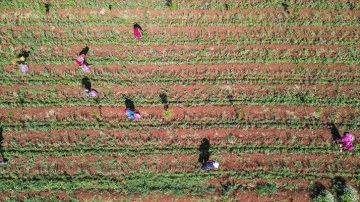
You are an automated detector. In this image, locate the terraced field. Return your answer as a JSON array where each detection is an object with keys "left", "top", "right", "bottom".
[{"left": 0, "top": 0, "right": 359, "bottom": 201}]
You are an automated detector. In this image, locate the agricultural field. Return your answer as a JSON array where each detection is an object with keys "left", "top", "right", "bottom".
[{"left": 0, "top": 0, "right": 360, "bottom": 201}]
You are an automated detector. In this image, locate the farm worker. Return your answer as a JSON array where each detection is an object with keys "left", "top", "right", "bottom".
[
  {"left": 0, "top": 159, "right": 8, "bottom": 165},
  {"left": 75, "top": 54, "right": 91, "bottom": 72},
  {"left": 337, "top": 132, "right": 355, "bottom": 152},
  {"left": 75, "top": 54, "right": 86, "bottom": 66},
  {"left": 201, "top": 160, "right": 219, "bottom": 171},
  {"left": 81, "top": 64, "right": 90, "bottom": 72},
  {"left": 125, "top": 108, "right": 141, "bottom": 120},
  {"left": 133, "top": 23, "right": 143, "bottom": 40},
  {"left": 85, "top": 89, "right": 98, "bottom": 97},
  {"left": 19, "top": 63, "right": 29, "bottom": 73},
  {"left": 11, "top": 56, "right": 29, "bottom": 73}
]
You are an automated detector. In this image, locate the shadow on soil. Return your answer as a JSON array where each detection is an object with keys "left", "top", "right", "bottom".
[
  {"left": 82, "top": 77, "right": 92, "bottom": 91},
  {"left": 0, "top": 126, "right": 8, "bottom": 163},
  {"left": 45, "top": 3, "right": 51, "bottom": 14},
  {"left": 133, "top": 23, "right": 143, "bottom": 31},
  {"left": 198, "top": 138, "right": 210, "bottom": 164},
  {"left": 281, "top": 3, "right": 290, "bottom": 14},
  {"left": 17, "top": 50, "right": 30, "bottom": 61},
  {"left": 310, "top": 182, "right": 327, "bottom": 199},
  {"left": 78, "top": 46, "right": 90, "bottom": 55},
  {"left": 125, "top": 98, "right": 135, "bottom": 111},
  {"left": 159, "top": 93, "right": 169, "bottom": 110},
  {"left": 165, "top": 0, "right": 172, "bottom": 7},
  {"left": 332, "top": 176, "right": 347, "bottom": 197},
  {"left": 324, "top": 122, "right": 341, "bottom": 142}
]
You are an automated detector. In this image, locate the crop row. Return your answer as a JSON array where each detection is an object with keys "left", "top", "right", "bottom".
[
  {"left": 1, "top": 8, "right": 359, "bottom": 27},
  {"left": 0, "top": 169, "right": 358, "bottom": 195},
  {"left": 0, "top": 190, "right": 219, "bottom": 202},
  {"left": 1, "top": 0, "right": 358, "bottom": 10},
  {"left": 2, "top": 154, "right": 359, "bottom": 180},
  {"left": 1, "top": 106, "right": 359, "bottom": 132},
  {"left": 4, "top": 119, "right": 358, "bottom": 135},
  {"left": 0, "top": 84, "right": 359, "bottom": 108},
  {"left": 5, "top": 128, "right": 358, "bottom": 149},
  {"left": 2, "top": 64, "right": 360, "bottom": 86},
  {"left": 1, "top": 105, "right": 358, "bottom": 123},
  {"left": 1, "top": 46, "right": 359, "bottom": 67},
  {"left": 1, "top": 25, "right": 359, "bottom": 46},
  {"left": 2, "top": 43, "right": 358, "bottom": 58},
  {"left": 3, "top": 83, "right": 358, "bottom": 99},
  {"left": 2, "top": 141, "right": 360, "bottom": 159}
]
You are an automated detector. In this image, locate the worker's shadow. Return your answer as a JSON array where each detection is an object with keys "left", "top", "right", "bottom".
[
  {"left": 79, "top": 46, "right": 89, "bottom": 55},
  {"left": 198, "top": 138, "right": 210, "bottom": 164},
  {"left": 17, "top": 50, "right": 30, "bottom": 59},
  {"left": 159, "top": 93, "right": 169, "bottom": 110},
  {"left": 166, "top": 0, "right": 172, "bottom": 6},
  {"left": 133, "top": 23, "right": 143, "bottom": 31},
  {"left": 125, "top": 98, "right": 135, "bottom": 111},
  {"left": 332, "top": 176, "right": 347, "bottom": 197},
  {"left": 324, "top": 122, "right": 341, "bottom": 142},
  {"left": 0, "top": 126, "right": 8, "bottom": 163},
  {"left": 310, "top": 182, "right": 326, "bottom": 200},
  {"left": 82, "top": 77, "right": 92, "bottom": 91}
]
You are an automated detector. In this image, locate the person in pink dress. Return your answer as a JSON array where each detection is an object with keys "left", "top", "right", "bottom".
[
  {"left": 75, "top": 46, "right": 91, "bottom": 72},
  {"left": 337, "top": 132, "right": 355, "bottom": 152},
  {"left": 323, "top": 121, "right": 355, "bottom": 152},
  {"left": 133, "top": 23, "right": 143, "bottom": 40}
]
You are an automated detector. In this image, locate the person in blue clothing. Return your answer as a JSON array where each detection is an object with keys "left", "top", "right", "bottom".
[
  {"left": 124, "top": 98, "right": 141, "bottom": 120},
  {"left": 125, "top": 108, "right": 141, "bottom": 120}
]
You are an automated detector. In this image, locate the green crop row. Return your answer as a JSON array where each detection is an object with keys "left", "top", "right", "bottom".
[
  {"left": 0, "top": 0, "right": 358, "bottom": 10},
  {"left": 2, "top": 63, "right": 359, "bottom": 81},
  {"left": 1, "top": 10, "right": 359, "bottom": 28},
  {"left": 1, "top": 47, "right": 359, "bottom": 67},
  {"left": 0, "top": 154, "right": 355, "bottom": 191},
  {"left": 2, "top": 118, "right": 359, "bottom": 132},
  {"left": 2, "top": 44, "right": 358, "bottom": 59},
  {"left": 2, "top": 67, "right": 360, "bottom": 86},
  {"left": 2, "top": 26, "right": 359, "bottom": 46},
  {"left": 1, "top": 91, "right": 359, "bottom": 108},
  {"left": 2, "top": 143, "right": 359, "bottom": 159},
  {"left": 3, "top": 128, "right": 352, "bottom": 149},
  {"left": 0, "top": 169, "right": 358, "bottom": 194}
]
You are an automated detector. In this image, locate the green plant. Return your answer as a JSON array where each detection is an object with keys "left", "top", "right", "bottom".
[
  {"left": 312, "top": 190, "right": 335, "bottom": 202},
  {"left": 163, "top": 109, "right": 172, "bottom": 119},
  {"left": 255, "top": 182, "right": 278, "bottom": 196},
  {"left": 339, "top": 185, "right": 359, "bottom": 202}
]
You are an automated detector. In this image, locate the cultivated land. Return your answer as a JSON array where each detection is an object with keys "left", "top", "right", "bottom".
[{"left": 0, "top": 0, "right": 359, "bottom": 201}]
